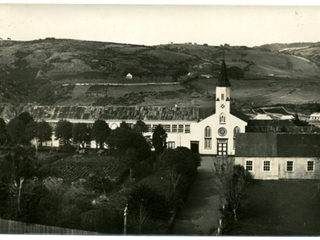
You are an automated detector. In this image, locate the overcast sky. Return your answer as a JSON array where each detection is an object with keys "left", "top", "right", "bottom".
[{"left": 0, "top": 3, "right": 319, "bottom": 47}]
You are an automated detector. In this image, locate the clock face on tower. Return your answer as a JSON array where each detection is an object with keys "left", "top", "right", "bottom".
[
  {"left": 220, "top": 104, "right": 225, "bottom": 109},
  {"left": 218, "top": 127, "right": 227, "bottom": 136}
]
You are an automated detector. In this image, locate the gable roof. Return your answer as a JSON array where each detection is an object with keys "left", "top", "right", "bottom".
[
  {"left": 236, "top": 133, "right": 320, "bottom": 157},
  {"left": 17, "top": 105, "right": 200, "bottom": 122},
  {"left": 216, "top": 60, "right": 231, "bottom": 87},
  {"left": 198, "top": 106, "right": 250, "bottom": 122}
]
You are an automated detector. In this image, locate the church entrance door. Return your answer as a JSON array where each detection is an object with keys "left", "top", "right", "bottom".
[{"left": 217, "top": 139, "right": 228, "bottom": 156}]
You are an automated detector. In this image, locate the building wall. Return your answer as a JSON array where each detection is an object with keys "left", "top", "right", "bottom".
[
  {"left": 37, "top": 113, "right": 247, "bottom": 155},
  {"left": 235, "top": 157, "right": 320, "bottom": 180}
]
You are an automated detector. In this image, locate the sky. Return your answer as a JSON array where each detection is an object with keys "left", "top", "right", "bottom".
[{"left": 0, "top": 3, "right": 320, "bottom": 47}]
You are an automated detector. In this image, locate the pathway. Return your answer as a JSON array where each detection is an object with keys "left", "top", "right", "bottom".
[{"left": 171, "top": 156, "right": 222, "bottom": 235}]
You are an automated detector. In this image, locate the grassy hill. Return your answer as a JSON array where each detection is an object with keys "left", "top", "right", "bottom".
[{"left": 0, "top": 38, "right": 320, "bottom": 109}]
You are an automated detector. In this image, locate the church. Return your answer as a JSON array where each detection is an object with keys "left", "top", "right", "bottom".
[{"left": 160, "top": 60, "right": 249, "bottom": 155}]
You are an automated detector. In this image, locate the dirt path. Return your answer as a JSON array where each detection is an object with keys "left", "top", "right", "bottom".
[{"left": 171, "top": 156, "right": 222, "bottom": 235}]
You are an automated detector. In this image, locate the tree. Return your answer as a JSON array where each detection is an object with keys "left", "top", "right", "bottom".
[
  {"left": 91, "top": 120, "right": 111, "bottom": 149},
  {"left": 55, "top": 120, "right": 73, "bottom": 145},
  {"left": 37, "top": 121, "right": 52, "bottom": 146},
  {"left": 125, "top": 185, "right": 170, "bottom": 234},
  {"left": 106, "top": 128, "right": 151, "bottom": 160},
  {"left": 213, "top": 156, "right": 252, "bottom": 221},
  {"left": 152, "top": 125, "right": 167, "bottom": 155},
  {"left": 292, "top": 112, "right": 310, "bottom": 126},
  {"left": 17, "top": 112, "right": 34, "bottom": 126},
  {"left": 25, "top": 121, "right": 38, "bottom": 144},
  {"left": 228, "top": 66, "right": 244, "bottom": 79},
  {"left": 133, "top": 119, "right": 148, "bottom": 134},
  {"left": 120, "top": 121, "right": 131, "bottom": 131},
  {"left": 0, "top": 118, "right": 7, "bottom": 144},
  {"left": 159, "top": 147, "right": 198, "bottom": 180},
  {"left": 122, "top": 148, "right": 138, "bottom": 178},
  {"left": 0, "top": 147, "right": 37, "bottom": 214},
  {"left": 72, "top": 123, "right": 90, "bottom": 149},
  {"left": 7, "top": 118, "right": 25, "bottom": 145}
]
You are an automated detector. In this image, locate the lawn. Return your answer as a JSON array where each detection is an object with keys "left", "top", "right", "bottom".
[{"left": 227, "top": 180, "right": 320, "bottom": 236}]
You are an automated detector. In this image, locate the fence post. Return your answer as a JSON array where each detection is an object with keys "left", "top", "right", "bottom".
[{"left": 124, "top": 203, "right": 128, "bottom": 235}]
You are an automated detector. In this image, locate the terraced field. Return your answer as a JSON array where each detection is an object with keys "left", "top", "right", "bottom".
[{"left": 37, "top": 154, "right": 128, "bottom": 183}]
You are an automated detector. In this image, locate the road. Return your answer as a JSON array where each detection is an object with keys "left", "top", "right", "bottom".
[{"left": 170, "top": 156, "right": 222, "bottom": 235}]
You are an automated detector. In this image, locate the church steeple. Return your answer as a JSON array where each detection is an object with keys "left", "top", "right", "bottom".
[
  {"left": 216, "top": 59, "right": 231, "bottom": 87},
  {"left": 215, "top": 60, "right": 231, "bottom": 115}
]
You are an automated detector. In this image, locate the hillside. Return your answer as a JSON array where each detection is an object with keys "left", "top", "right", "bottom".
[{"left": 0, "top": 38, "right": 320, "bottom": 108}]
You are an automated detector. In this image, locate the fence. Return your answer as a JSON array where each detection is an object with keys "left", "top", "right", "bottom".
[{"left": 0, "top": 218, "right": 98, "bottom": 234}]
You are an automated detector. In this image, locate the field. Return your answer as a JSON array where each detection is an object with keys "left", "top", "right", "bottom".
[
  {"left": 186, "top": 77, "right": 320, "bottom": 110},
  {"left": 227, "top": 180, "right": 320, "bottom": 236},
  {"left": 37, "top": 153, "right": 128, "bottom": 183}
]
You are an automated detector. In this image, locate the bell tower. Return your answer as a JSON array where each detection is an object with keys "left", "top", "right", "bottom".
[{"left": 215, "top": 59, "right": 231, "bottom": 116}]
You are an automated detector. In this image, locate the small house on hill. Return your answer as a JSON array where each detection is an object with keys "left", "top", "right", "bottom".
[
  {"left": 310, "top": 112, "right": 320, "bottom": 121},
  {"left": 253, "top": 114, "right": 272, "bottom": 120},
  {"left": 126, "top": 73, "right": 133, "bottom": 79}
]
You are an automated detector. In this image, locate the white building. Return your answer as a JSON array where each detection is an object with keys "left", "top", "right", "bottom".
[
  {"left": 126, "top": 73, "right": 133, "bottom": 79},
  {"left": 310, "top": 112, "right": 320, "bottom": 121},
  {"left": 253, "top": 114, "right": 272, "bottom": 120}
]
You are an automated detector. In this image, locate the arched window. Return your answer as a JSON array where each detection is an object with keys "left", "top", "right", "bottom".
[
  {"left": 233, "top": 126, "right": 240, "bottom": 149},
  {"left": 204, "top": 126, "right": 212, "bottom": 149},
  {"left": 205, "top": 126, "right": 211, "bottom": 138},
  {"left": 219, "top": 113, "right": 226, "bottom": 124}
]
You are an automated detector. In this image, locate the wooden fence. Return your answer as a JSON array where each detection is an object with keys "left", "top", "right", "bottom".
[{"left": 0, "top": 218, "right": 98, "bottom": 234}]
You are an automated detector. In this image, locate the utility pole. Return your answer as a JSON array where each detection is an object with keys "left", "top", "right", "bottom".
[{"left": 124, "top": 203, "right": 128, "bottom": 235}]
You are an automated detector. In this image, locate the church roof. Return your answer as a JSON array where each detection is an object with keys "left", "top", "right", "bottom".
[
  {"left": 199, "top": 106, "right": 250, "bottom": 122},
  {"left": 216, "top": 60, "right": 231, "bottom": 87}
]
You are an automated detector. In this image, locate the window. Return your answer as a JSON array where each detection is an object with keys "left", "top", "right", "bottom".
[
  {"left": 178, "top": 125, "right": 184, "bottom": 133},
  {"left": 146, "top": 124, "right": 151, "bottom": 132},
  {"left": 185, "top": 125, "right": 190, "bottom": 133},
  {"left": 286, "top": 161, "right": 294, "bottom": 172},
  {"left": 307, "top": 161, "right": 314, "bottom": 172},
  {"left": 172, "top": 125, "right": 177, "bottom": 133},
  {"left": 263, "top": 161, "right": 271, "bottom": 172},
  {"left": 205, "top": 139, "right": 212, "bottom": 149},
  {"left": 233, "top": 126, "right": 240, "bottom": 149},
  {"left": 219, "top": 113, "right": 226, "bottom": 124},
  {"left": 168, "top": 141, "right": 175, "bottom": 149},
  {"left": 205, "top": 126, "right": 211, "bottom": 138},
  {"left": 221, "top": 93, "right": 224, "bottom": 101},
  {"left": 246, "top": 160, "right": 253, "bottom": 172},
  {"left": 204, "top": 126, "right": 212, "bottom": 149},
  {"left": 164, "top": 125, "right": 171, "bottom": 133}
]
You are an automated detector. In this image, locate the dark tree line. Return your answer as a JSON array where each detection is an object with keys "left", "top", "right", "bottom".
[{"left": 1, "top": 112, "right": 52, "bottom": 147}]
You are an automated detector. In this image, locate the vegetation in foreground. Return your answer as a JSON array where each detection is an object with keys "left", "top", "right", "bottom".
[{"left": 0, "top": 116, "right": 201, "bottom": 234}]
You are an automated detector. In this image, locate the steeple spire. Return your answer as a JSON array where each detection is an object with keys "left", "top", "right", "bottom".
[{"left": 216, "top": 59, "right": 231, "bottom": 87}]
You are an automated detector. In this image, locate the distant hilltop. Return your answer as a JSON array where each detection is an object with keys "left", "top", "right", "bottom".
[{"left": 0, "top": 38, "right": 319, "bottom": 106}]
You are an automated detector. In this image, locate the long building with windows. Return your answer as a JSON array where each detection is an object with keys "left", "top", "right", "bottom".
[{"left": 235, "top": 133, "right": 320, "bottom": 179}]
